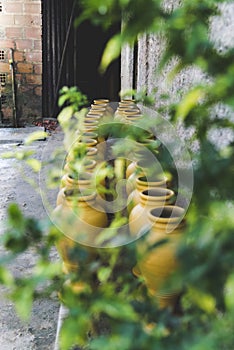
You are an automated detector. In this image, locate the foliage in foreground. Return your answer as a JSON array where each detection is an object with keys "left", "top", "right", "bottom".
[{"left": 1, "top": 0, "right": 234, "bottom": 349}]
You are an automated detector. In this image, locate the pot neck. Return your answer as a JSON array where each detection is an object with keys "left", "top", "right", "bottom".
[
  {"left": 139, "top": 188, "right": 174, "bottom": 207},
  {"left": 136, "top": 176, "right": 167, "bottom": 191},
  {"left": 148, "top": 205, "right": 185, "bottom": 231},
  {"left": 64, "top": 190, "right": 96, "bottom": 207}
]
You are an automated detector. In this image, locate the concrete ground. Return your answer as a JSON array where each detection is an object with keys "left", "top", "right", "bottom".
[{"left": 0, "top": 126, "right": 65, "bottom": 350}]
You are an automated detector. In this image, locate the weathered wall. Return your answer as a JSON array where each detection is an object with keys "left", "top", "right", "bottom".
[
  {"left": 121, "top": 2, "right": 234, "bottom": 111},
  {"left": 0, "top": 0, "right": 42, "bottom": 126},
  {"left": 121, "top": 0, "right": 202, "bottom": 110},
  {"left": 121, "top": 1, "right": 234, "bottom": 150}
]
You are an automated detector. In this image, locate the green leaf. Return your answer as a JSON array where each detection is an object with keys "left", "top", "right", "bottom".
[
  {"left": 34, "top": 261, "right": 62, "bottom": 279},
  {"left": 97, "top": 266, "right": 112, "bottom": 283},
  {"left": 0, "top": 267, "right": 14, "bottom": 286},
  {"left": 7, "top": 203, "right": 24, "bottom": 224},
  {"left": 26, "top": 158, "right": 41, "bottom": 172},
  {"left": 24, "top": 131, "right": 47, "bottom": 145},
  {"left": 225, "top": 273, "right": 234, "bottom": 311},
  {"left": 100, "top": 34, "right": 122, "bottom": 73},
  {"left": 12, "top": 285, "right": 34, "bottom": 321},
  {"left": 176, "top": 87, "right": 205, "bottom": 120},
  {"left": 187, "top": 287, "right": 216, "bottom": 314},
  {"left": 92, "top": 299, "right": 137, "bottom": 321},
  {"left": 91, "top": 334, "right": 132, "bottom": 350},
  {"left": 57, "top": 105, "right": 74, "bottom": 128}
]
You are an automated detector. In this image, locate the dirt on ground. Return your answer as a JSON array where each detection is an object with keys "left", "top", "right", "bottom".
[{"left": 0, "top": 126, "right": 65, "bottom": 350}]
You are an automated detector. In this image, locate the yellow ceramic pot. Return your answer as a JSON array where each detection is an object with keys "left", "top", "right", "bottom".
[
  {"left": 93, "top": 99, "right": 114, "bottom": 115},
  {"left": 137, "top": 205, "right": 186, "bottom": 309},
  {"left": 122, "top": 108, "right": 141, "bottom": 116},
  {"left": 129, "top": 188, "right": 175, "bottom": 238},
  {"left": 53, "top": 190, "right": 108, "bottom": 272},
  {"left": 93, "top": 99, "right": 109, "bottom": 104},
  {"left": 85, "top": 113, "right": 102, "bottom": 122},
  {"left": 57, "top": 172, "right": 93, "bottom": 206},
  {"left": 64, "top": 158, "right": 97, "bottom": 175},
  {"left": 119, "top": 99, "right": 136, "bottom": 107},
  {"left": 84, "top": 119, "right": 99, "bottom": 129},
  {"left": 124, "top": 114, "right": 143, "bottom": 124},
  {"left": 127, "top": 175, "right": 167, "bottom": 212}
]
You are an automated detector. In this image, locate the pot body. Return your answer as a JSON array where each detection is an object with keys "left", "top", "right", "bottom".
[
  {"left": 57, "top": 173, "right": 94, "bottom": 206},
  {"left": 137, "top": 205, "right": 185, "bottom": 309},
  {"left": 53, "top": 191, "right": 108, "bottom": 273}
]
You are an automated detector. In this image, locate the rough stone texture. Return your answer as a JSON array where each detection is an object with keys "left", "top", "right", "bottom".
[
  {"left": 0, "top": 0, "right": 42, "bottom": 126},
  {"left": 137, "top": 34, "right": 148, "bottom": 93},
  {"left": 209, "top": 2, "right": 234, "bottom": 53},
  {"left": 121, "top": 0, "right": 234, "bottom": 150},
  {"left": 121, "top": 43, "right": 134, "bottom": 94}
]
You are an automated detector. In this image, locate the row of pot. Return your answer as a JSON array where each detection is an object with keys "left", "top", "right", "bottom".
[{"left": 53, "top": 98, "right": 186, "bottom": 310}]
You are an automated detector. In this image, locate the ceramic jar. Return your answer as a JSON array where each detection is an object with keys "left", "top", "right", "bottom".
[
  {"left": 127, "top": 174, "right": 167, "bottom": 212},
  {"left": 57, "top": 172, "right": 94, "bottom": 206},
  {"left": 119, "top": 99, "right": 136, "bottom": 107},
  {"left": 89, "top": 107, "right": 106, "bottom": 115},
  {"left": 85, "top": 113, "right": 102, "bottom": 121},
  {"left": 93, "top": 99, "right": 109, "bottom": 104},
  {"left": 126, "top": 159, "right": 152, "bottom": 194},
  {"left": 79, "top": 138, "right": 98, "bottom": 148},
  {"left": 81, "top": 131, "right": 98, "bottom": 141},
  {"left": 93, "top": 99, "right": 114, "bottom": 115},
  {"left": 114, "top": 107, "right": 127, "bottom": 122},
  {"left": 63, "top": 158, "right": 97, "bottom": 175},
  {"left": 137, "top": 205, "right": 186, "bottom": 309},
  {"left": 122, "top": 109, "right": 141, "bottom": 117},
  {"left": 84, "top": 119, "right": 99, "bottom": 130},
  {"left": 129, "top": 188, "right": 175, "bottom": 238},
  {"left": 53, "top": 190, "right": 108, "bottom": 273},
  {"left": 124, "top": 114, "right": 143, "bottom": 124},
  {"left": 86, "top": 147, "right": 98, "bottom": 158}
]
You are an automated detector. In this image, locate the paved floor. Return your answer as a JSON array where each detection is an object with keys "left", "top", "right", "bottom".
[{"left": 0, "top": 126, "right": 64, "bottom": 350}]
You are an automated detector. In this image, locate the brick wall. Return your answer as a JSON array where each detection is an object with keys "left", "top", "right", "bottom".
[{"left": 0, "top": 0, "right": 42, "bottom": 126}]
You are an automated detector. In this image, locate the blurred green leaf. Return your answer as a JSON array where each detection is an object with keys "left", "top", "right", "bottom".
[
  {"left": 24, "top": 131, "right": 47, "bottom": 145},
  {"left": 97, "top": 266, "right": 112, "bottom": 283},
  {"left": 176, "top": 87, "right": 205, "bottom": 120},
  {"left": 12, "top": 284, "right": 34, "bottom": 321},
  {"left": 100, "top": 34, "right": 122, "bottom": 72},
  {"left": 0, "top": 267, "right": 14, "bottom": 286},
  {"left": 224, "top": 273, "right": 234, "bottom": 311},
  {"left": 92, "top": 299, "right": 137, "bottom": 321},
  {"left": 57, "top": 105, "right": 74, "bottom": 128},
  {"left": 26, "top": 158, "right": 41, "bottom": 172}
]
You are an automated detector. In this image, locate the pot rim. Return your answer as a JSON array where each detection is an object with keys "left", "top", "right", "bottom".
[
  {"left": 136, "top": 175, "right": 167, "bottom": 187},
  {"left": 84, "top": 119, "right": 99, "bottom": 125},
  {"left": 90, "top": 105, "right": 106, "bottom": 110},
  {"left": 86, "top": 113, "right": 102, "bottom": 118},
  {"left": 82, "top": 131, "right": 98, "bottom": 138},
  {"left": 140, "top": 188, "right": 174, "bottom": 201},
  {"left": 148, "top": 205, "right": 185, "bottom": 223},
  {"left": 79, "top": 138, "right": 98, "bottom": 146},
  {"left": 68, "top": 172, "right": 92, "bottom": 182},
  {"left": 64, "top": 188, "right": 96, "bottom": 202},
  {"left": 86, "top": 146, "right": 98, "bottom": 156},
  {"left": 93, "top": 98, "right": 109, "bottom": 104}
]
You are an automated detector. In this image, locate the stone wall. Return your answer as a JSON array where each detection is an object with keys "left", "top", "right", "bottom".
[
  {"left": 0, "top": 0, "right": 42, "bottom": 126},
  {"left": 121, "top": 1, "right": 234, "bottom": 114},
  {"left": 120, "top": 1, "right": 234, "bottom": 150}
]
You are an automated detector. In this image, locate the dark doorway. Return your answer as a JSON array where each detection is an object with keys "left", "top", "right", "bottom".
[
  {"left": 76, "top": 20, "right": 120, "bottom": 103},
  {"left": 42, "top": 0, "right": 120, "bottom": 118}
]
